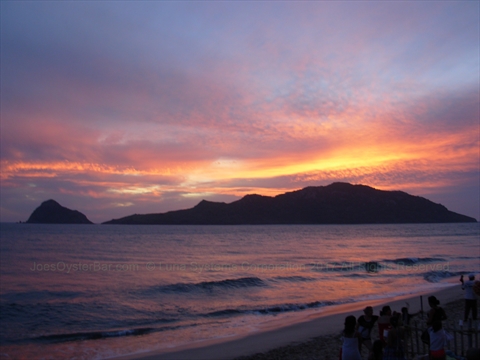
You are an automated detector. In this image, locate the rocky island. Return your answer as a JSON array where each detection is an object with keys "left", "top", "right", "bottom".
[
  {"left": 26, "top": 199, "right": 93, "bottom": 224},
  {"left": 103, "top": 183, "right": 477, "bottom": 225}
]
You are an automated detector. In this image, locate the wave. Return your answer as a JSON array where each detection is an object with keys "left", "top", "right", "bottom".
[
  {"left": 21, "top": 299, "right": 338, "bottom": 344},
  {"left": 309, "top": 261, "right": 387, "bottom": 273},
  {"left": 255, "top": 300, "right": 338, "bottom": 314},
  {"left": 308, "top": 257, "right": 451, "bottom": 276},
  {"left": 33, "top": 327, "right": 158, "bottom": 343},
  {"left": 309, "top": 262, "right": 368, "bottom": 272},
  {"left": 28, "top": 321, "right": 192, "bottom": 345},
  {"left": 385, "top": 257, "right": 446, "bottom": 265},
  {"left": 456, "top": 256, "right": 479, "bottom": 260},
  {"left": 152, "top": 277, "right": 266, "bottom": 294},
  {"left": 271, "top": 276, "right": 316, "bottom": 282},
  {"left": 207, "top": 300, "right": 338, "bottom": 317},
  {"left": 345, "top": 273, "right": 370, "bottom": 278},
  {"left": 423, "top": 270, "right": 461, "bottom": 283},
  {"left": 206, "top": 309, "right": 244, "bottom": 317}
]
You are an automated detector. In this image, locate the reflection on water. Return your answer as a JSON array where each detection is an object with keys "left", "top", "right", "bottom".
[{"left": 0, "top": 223, "right": 478, "bottom": 359}]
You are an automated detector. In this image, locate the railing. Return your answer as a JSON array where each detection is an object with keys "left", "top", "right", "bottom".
[{"left": 403, "top": 319, "right": 479, "bottom": 359}]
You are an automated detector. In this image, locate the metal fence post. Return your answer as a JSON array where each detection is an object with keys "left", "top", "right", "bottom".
[
  {"left": 453, "top": 322, "right": 458, "bottom": 355},
  {"left": 468, "top": 319, "right": 473, "bottom": 349}
]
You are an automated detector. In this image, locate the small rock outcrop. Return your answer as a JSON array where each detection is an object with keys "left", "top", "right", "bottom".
[{"left": 26, "top": 200, "right": 93, "bottom": 224}]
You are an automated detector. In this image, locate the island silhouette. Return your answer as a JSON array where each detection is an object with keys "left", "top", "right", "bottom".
[
  {"left": 26, "top": 183, "right": 477, "bottom": 225},
  {"left": 26, "top": 199, "right": 93, "bottom": 224},
  {"left": 102, "top": 183, "right": 476, "bottom": 225}
]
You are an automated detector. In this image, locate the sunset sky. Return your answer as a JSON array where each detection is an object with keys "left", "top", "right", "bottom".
[{"left": 1, "top": 1, "right": 479, "bottom": 223}]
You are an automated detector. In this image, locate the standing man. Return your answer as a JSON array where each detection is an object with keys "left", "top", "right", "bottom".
[{"left": 460, "top": 274, "right": 478, "bottom": 321}]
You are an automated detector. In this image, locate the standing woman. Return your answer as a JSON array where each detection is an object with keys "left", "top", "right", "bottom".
[
  {"left": 342, "top": 315, "right": 362, "bottom": 360},
  {"left": 426, "top": 296, "right": 447, "bottom": 327}
]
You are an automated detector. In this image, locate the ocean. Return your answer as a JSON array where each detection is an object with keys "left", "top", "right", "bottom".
[{"left": 0, "top": 223, "right": 478, "bottom": 359}]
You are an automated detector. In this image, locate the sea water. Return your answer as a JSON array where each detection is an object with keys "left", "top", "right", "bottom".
[{"left": 0, "top": 223, "right": 478, "bottom": 359}]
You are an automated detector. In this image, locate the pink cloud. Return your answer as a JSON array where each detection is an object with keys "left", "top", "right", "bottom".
[{"left": 1, "top": 1, "right": 478, "bottom": 222}]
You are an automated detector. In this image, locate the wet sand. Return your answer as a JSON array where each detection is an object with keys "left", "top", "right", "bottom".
[{"left": 113, "top": 285, "right": 466, "bottom": 360}]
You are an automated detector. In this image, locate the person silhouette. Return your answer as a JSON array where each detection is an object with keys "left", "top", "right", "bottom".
[
  {"left": 378, "top": 305, "right": 392, "bottom": 343},
  {"left": 426, "top": 296, "right": 447, "bottom": 327},
  {"left": 341, "top": 315, "right": 362, "bottom": 360},
  {"left": 383, "top": 314, "right": 405, "bottom": 360},
  {"left": 427, "top": 320, "right": 447, "bottom": 360},
  {"left": 358, "top": 306, "right": 379, "bottom": 354},
  {"left": 460, "top": 274, "right": 478, "bottom": 321}
]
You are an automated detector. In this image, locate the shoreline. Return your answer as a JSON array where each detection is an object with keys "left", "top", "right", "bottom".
[{"left": 112, "top": 284, "right": 466, "bottom": 360}]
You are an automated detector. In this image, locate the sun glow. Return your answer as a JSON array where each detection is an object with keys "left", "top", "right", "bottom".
[{"left": 1, "top": 1, "right": 478, "bottom": 222}]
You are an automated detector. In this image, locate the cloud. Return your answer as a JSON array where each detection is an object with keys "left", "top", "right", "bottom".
[{"left": 1, "top": 1, "right": 478, "bottom": 222}]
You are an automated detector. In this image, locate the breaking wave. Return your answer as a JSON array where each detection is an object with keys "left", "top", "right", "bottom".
[
  {"left": 423, "top": 270, "right": 461, "bottom": 283},
  {"left": 151, "top": 277, "right": 266, "bottom": 293},
  {"left": 207, "top": 300, "right": 338, "bottom": 317},
  {"left": 385, "top": 257, "right": 447, "bottom": 265}
]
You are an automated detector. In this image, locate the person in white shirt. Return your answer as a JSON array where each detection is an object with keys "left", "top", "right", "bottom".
[
  {"left": 460, "top": 274, "right": 478, "bottom": 321},
  {"left": 341, "top": 315, "right": 362, "bottom": 360}
]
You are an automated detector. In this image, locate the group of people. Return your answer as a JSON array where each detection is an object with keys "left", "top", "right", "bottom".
[
  {"left": 340, "top": 302, "right": 424, "bottom": 360},
  {"left": 340, "top": 274, "right": 479, "bottom": 360}
]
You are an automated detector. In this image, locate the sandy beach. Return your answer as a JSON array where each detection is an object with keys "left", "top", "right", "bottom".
[{"left": 113, "top": 284, "right": 471, "bottom": 360}]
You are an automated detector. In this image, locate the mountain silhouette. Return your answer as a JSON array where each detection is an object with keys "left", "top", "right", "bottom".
[
  {"left": 26, "top": 199, "right": 93, "bottom": 224},
  {"left": 103, "top": 183, "right": 477, "bottom": 225}
]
